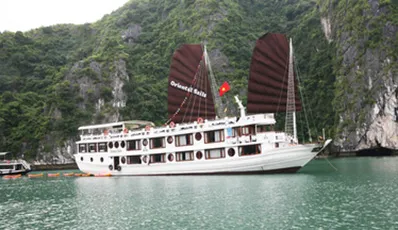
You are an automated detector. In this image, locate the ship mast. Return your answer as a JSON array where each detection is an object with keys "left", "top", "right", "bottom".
[
  {"left": 204, "top": 46, "right": 225, "bottom": 118},
  {"left": 285, "top": 38, "right": 298, "bottom": 143}
]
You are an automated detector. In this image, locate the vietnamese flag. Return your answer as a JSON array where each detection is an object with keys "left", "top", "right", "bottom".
[{"left": 219, "top": 81, "right": 230, "bottom": 96}]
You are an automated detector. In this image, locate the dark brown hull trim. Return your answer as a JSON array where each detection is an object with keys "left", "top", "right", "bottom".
[{"left": 115, "top": 166, "right": 302, "bottom": 176}]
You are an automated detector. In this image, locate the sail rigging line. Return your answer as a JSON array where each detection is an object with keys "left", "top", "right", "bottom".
[
  {"left": 196, "top": 61, "right": 204, "bottom": 120},
  {"left": 294, "top": 54, "right": 315, "bottom": 142},
  {"left": 205, "top": 47, "right": 225, "bottom": 118},
  {"left": 165, "top": 53, "right": 205, "bottom": 125},
  {"left": 182, "top": 58, "right": 203, "bottom": 123},
  {"left": 285, "top": 39, "right": 298, "bottom": 142},
  {"left": 184, "top": 59, "right": 204, "bottom": 123},
  {"left": 275, "top": 50, "right": 290, "bottom": 114}
]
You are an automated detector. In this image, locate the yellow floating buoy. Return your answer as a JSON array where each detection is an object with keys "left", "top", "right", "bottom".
[
  {"left": 94, "top": 173, "right": 112, "bottom": 177},
  {"left": 47, "top": 173, "right": 60, "bottom": 177},
  {"left": 28, "top": 173, "right": 44, "bottom": 178},
  {"left": 3, "top": 174, "right": 22, "bottom": 179},
  {"left": 63, "top": 173, "right": 74, "bottom": 177}
]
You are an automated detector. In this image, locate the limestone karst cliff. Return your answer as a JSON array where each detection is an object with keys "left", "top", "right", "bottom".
[{"left": 0, "top": 0, "right": 397, "bottom": 162}]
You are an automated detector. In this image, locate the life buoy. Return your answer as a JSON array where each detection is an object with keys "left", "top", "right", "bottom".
[
  {"left": 145, "top": 125, "right": 151, "bottom": 131},
  {"left": 116, "top": 165, "right": 122, "bottom": 171},
  {"left": 169, "top": 121, "right": 175, "bottom": 128},
  {"left": 197, "top": 117, "right": 204, "bottom": 124},
  {"left": 141, "top": 155, "right": 150, "bottom": 165},
  {"left": 104, "top": 130, "right": 109, "bottom": 136},
  {"left": 123, "top": 128, "right": 128, "bottom": 134},
  {"left": 108, "top": 165, "right": 113, "bottom": 171}
]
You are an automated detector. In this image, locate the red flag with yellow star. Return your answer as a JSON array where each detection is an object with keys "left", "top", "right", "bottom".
[{"left": 219, "top": 81, "right": 230, "bottom": 96}]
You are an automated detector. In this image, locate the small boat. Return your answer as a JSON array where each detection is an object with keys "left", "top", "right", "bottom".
[
  {"left": 63, "top": 173, "right": 74, "bottom": 177},
  {"left": 0, "top": 152, "right": 31, "bottom": 176},
  {"left": 74, "top": 173, "right": 82, "bottom": 177},
  {"left": 47, "top": 173, "right": 60, "bottom": 177},
  {"left": 28, "top": 173, "right": 44, "bottom": 178},
  {"left": 3, "top": 174, "right": 22, "bottom": 179}
]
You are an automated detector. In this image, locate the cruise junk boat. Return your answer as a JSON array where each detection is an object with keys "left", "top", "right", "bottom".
[{"left": 74, "top": 33, "right": 331, "bottom": 176}]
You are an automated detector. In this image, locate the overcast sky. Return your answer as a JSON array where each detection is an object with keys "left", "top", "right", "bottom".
[{"left": 0, "top": 0, "right": 130, "bottom": 32}]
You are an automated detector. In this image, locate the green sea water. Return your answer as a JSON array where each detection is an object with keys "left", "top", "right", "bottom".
[{"left": 1, "top": 157, "right": 398, "bottom": 230}]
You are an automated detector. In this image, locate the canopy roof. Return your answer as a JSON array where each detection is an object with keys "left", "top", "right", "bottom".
[{"left": 78, "top": 120, "right": 155, "bottom": 130}]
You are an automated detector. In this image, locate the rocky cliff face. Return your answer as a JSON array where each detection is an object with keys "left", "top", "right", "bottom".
[{"left": 322, "top": 0, "right": 398, "bottom": 152}]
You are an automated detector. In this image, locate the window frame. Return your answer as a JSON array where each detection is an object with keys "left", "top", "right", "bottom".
[{"left": 204, "top": 129, "right": 225, "bottom": 144}]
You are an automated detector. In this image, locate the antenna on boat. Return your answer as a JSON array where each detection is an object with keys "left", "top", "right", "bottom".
[
  {"left": 204, "top": 45, "right": 226, "bottom": 118},
  {"left": 285, "top": 38, "right": 298, "bottom": 143},
  {"left": 234, "top": 95, "right": 246, "bottom": 117}
]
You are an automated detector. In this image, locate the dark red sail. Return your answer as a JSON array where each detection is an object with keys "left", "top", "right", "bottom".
[
  {"left": 167, "top": 44, "right": 216, "bottom": 123},
  {"left": 247, "top": 33, "right": 302, "bottom": 114}
]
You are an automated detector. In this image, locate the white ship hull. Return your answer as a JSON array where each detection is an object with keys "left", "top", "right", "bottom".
[{"left": 75, "top": 143, "right": 319, "bottom": 175}]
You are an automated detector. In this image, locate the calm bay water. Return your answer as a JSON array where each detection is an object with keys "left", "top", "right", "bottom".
[{"left": 1, "top": 157, "right": 398, "bottom": 230}]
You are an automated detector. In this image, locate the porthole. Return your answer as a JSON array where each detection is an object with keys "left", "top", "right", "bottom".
[
  {"left": 168, "top": 153, "right": 174, "bottom": 162},
  {"left": 195, "top": 133, "right": 202, "bottom": 141},
  {"left": 115, "top": 141, "right": 119, "bottom": 148},
  {"left": 121, "top": 141, "right": 125, "bottom": 148},
  {"left": 100, "top": 157, "right": 104, "bottom": 163},
  {"left": 167, "top": 136, "right": 173, "bottom": 144},
  {"left": 228, "top": 148, "right": 235, "bottom": 157},
  {"left": 121, "top": 157, "right": 126, "bottom": 164},
  {"left": 143, "top": 139, "right": 148, "bottom": 146},
  {"left": 90, "top": 157, "right": 93, "bottom": 162},
  {"left": 80, "top": 157, "right": 83, "bottom": 161},
  {"left": 108, "top": 142, "right": 113, "bottom": 149},
  {"left": 196, "top": 151, "right": 203, "bottom": 160}
]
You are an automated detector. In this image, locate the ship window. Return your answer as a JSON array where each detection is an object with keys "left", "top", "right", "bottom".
[
  {"left": 15, "top": 164, "right": 22, "bottom": 170},
  {"left": 241, "top": 125, "right": 255, "bottom": 135},
  {"left": 88, "top": 143, "right": 97, "bottom": 153},
  {"left": 204, "top": 130, "right": 224, "bottom": 143},
  {"left": 0, "top": 165, "right": 13, "bottom": 169},
  {"left": 205, "top": 148, "right": 225, "bottom": 159},
  {"left": 239, "top": 144, "right": 261, "bottom": 156},
  {"left": 150, "top": 154, "right": 166, "bottom": 163},
  {"left": 127, "top": 140, "right": 141, "bottom": 151},
  {"left": 98, "top": 142, "right": 107, "bottom": 152},
  {"left": 150, "top": 137, "right": 165, "bottom": 149},
  {"left": 79, "top": 144, "right": 87, "bottom": 153},
  {"left": 228, "top": 148, "right": 235, "bottom": 157},
  {"left": 127, "top": 155, "right": 141, "bottom": 164},
  {"left": 195, "top": 132, "right": 202, "bottom": 141},
  {"left": 175, "top": 134, "right": 193, "bottom": 147},
  {"left": 176, "top": 151, "right": 194, "bottom": 161}
]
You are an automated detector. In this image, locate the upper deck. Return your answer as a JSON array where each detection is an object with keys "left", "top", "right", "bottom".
[{"left": 77, "top": 114, "right": 276, "bottom": 143}]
